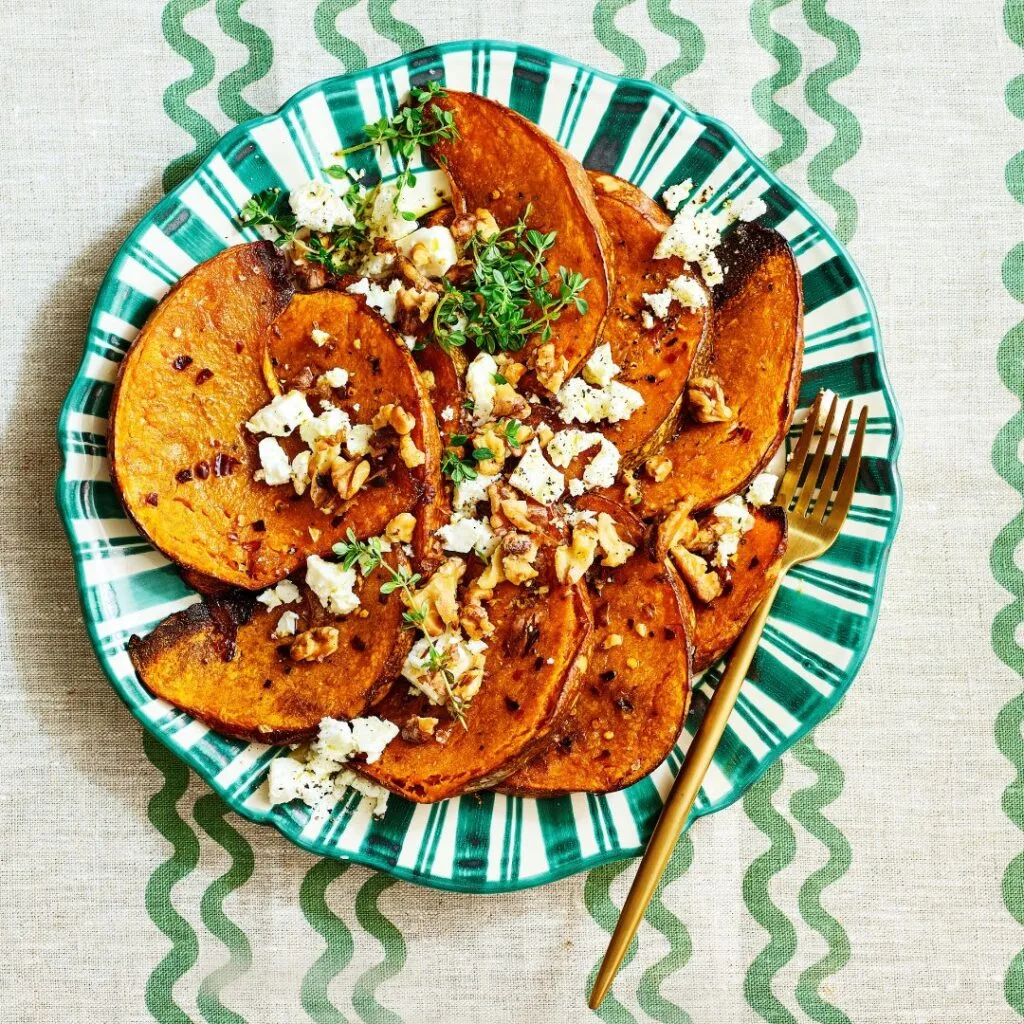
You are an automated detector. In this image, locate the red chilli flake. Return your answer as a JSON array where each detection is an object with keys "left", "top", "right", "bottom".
[
  {"left": 194, "top": 460, "right": 211, "bottom": 480},
  {"left": 213, "top": 453, "right": 239, "bottom": 477},
  {"left": 145, "top": 492, "right": 159, "bottom": 506},
  {"left": 195, "top": 368, "right": 214, "bottom": 385},
  {"left": 175, "top": 468, "right": 193, "bottom": 483},
  {"left": 172, "top": 355, "right": 193, "bottom": 371}
]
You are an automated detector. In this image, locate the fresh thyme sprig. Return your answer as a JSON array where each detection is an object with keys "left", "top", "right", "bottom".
[
  {"left": 239, "top": 187, "right": 299, "bottom": 245},
  {"left": 332, "top": 530, "right": 424, "bottom": 630},
  {"left": 500, "top": 419, "right": 522, "bottom": 448},
  {"left": 432, "top": 208, "right": 590, "bottom": 353},
  {"left": 441, "top": 435, "right": 495, "bottom": 485},
  {"left": 339, "top": 81, "right": 458, "bottom": 216}
]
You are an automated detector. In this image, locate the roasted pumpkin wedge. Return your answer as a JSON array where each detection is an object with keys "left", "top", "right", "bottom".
[
  {"left": 430, "top": 89, "right": 612, "bottom": 386},
  {"left": 358, "top": 547, "right": 594, "bottom": 802},
  {"left": 693, "top": 504, "right": 787, "bottom": 671},
  {"left": 265, "top": 290, "right": 447, "bottom": 573},
  {"left": 587, "top": 171, "right": 709, "bottom": 466},
  {"left": 499, "top": 496, "right": 692, "bottom": 797},
  {"left": 128, "top": 551, "right": 412, "bottom": 745},
  {"left": 638, "top": 224, "right": 803, "bottom": 516}
]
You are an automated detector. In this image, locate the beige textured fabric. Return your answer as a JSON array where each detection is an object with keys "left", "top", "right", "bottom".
[{"left": 0, "top": 1, "right": 1020, "bottom": 1021}]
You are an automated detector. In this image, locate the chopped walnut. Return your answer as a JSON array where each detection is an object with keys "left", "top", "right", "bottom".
[
  {"left": 419, "top": 369, "right": 436, "bottom": 390},
  {"left": 405, "top": 557, "right": 466, "bottom": 636},
  {"left": 395, "top": 286, "right": 439, "bottom": 333},
  {"left": 460, "top": 598, "right": 494, "bottom": 640},
  {"left": 499, "top": 498, "right": 538, "bottom": 533},
  {"left": 492, "top": 382, "right": 530, "bottom": 420},
  {"left": 290, "top": 626, "right": 340, "bottom": 662},
  {"left": 495, "top": 357, "right": 527, "bottom": 386},
  {"left": 537, "top": 422, "right": 555, "bottom": 448},
  {"left": 331, "top": 456, "right": 371, "bottom": 500},
  {"left": 670, "top": 546, "right": 723, "bottom": 603},
  {"left": 555, "top": 523, "right": 599, "bottom": 584},
  {"left": 384, "top": 512, "right": 416, "bottom": 544},
  {"left": 372, "top": 403, "right": 416, "bottom": 436},
  {"left": 473, "top": 546, "right": 506, "bottom": 594},
  {"left": 401, "top": 716, "right": 438, "bottom": 744},
  {"left": 474, "top": 423, "right": 508, "bottom": 475},
  {"left": 596, "top": 512, "right": 636, "bottom": 567},
  {"left": 308, "top": 439, "right": 348, "bottom": 513},
  {"left": 474, "top": 207, "right": 500, "bottom": 240},
  {"left": 500, "top": 532, "right": 539, "bottom": 584},
  {"left": 534, "top": 342, "right": 569, "bottom": 394},
  {"left": 634, "top": 622, "right": 649, "bottom": 638},
  {"left": 688, "top": 376, "right": 733, "bottom": 424},
  {"left": 645, "top": 455, "right": 673, "bottom": 482},
  {"left": 602, "top": 633, "right": 624, "bottom": 650},
  {"left": 399, "top": 434, "right": 425, "bottom": 468},
  {"left": 657, "top": 500, "right": 698, "bottom": 556}
]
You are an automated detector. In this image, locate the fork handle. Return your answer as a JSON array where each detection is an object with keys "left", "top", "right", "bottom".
[{"left": 588, "top": 570, "right": 787, "bottom": 1011}]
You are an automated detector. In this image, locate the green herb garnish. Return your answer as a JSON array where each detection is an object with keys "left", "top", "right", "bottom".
[
  {"left": 239, "top": 188, "right": 298, "bottom": 245},
  {"left": 432, "top": 208, "right": 589, "bottom": 353},
  {"left": 441, "top": 436, "right": 495, "bottom": 484}
]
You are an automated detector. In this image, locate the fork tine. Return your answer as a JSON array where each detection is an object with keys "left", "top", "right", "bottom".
[
  {"left": 776, "top": 392, "right": 822, "bottom": 507},
  {"left": 813, "top": 401, "right": 853, "bottom": 521},
  {"left": 794, "top": 394, "right": 839, "bottom": 517},
  {"left": 824, "top": 406, "right": 868, "bottom": 531}
]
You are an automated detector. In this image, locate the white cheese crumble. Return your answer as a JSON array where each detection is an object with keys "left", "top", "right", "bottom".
[
  {"left": 641, "top": 311, "right": 655, "bottom": 330},
  {"left": 298, "top": 405, "right": 350, "bottom": 448},
  {"left": 508, "top": 439, "right": 565, "bottom": 504},
  {"left": 245, "top": 390, "right": 313, "bottom": 437},
  {"left": 453, "top": 472, "right": 493, "bottom": 515},
  {"left": 642, "top": 289, "right": 673, "bottom": 320},
  {"left": 402, "top": 631, "right": 488, "bottom": 701},
  {"left": 436, "top": 517, "right": 498, "bottom": 558},
  {"left": 582, "top": 343, "right": 620, "bottom": 388},
  {"left": 395, "top": 225, "right": 458, "bottom": 278},
  {"left": 305, "top": 555, "right": 360, "bottom": 616},
  {"left": 582, "top": 437, "right": 621, "bottom": 490},
  {"left": 319, "top": 367, "right": 349, "bottom": 389},
  {"left": 365, "top": 182, "right": 420, "bottom": 242},
  {"left": 266, "top": 715, "right": 399, "bottom": 820},
  {"left": 345, "top": 423, "right": 374, "bottom": 457},
  {"left": 710, "top": 494, "right": 756, "bottom": 569},
  {"left": 311, "top": 327, "right": 331, "bottom": 347},
  {"left": 291, "top": 450, "right": 311, "bottom": 495},
  {"left": 547, "top": 429, "right": 604, "bottom": 469},
  {"left": 661, "top": 179, "right": 694, "bottom": 212},
  {"left": 346, "top": 277, "right": 403, "bottom": 323},
  {"left": 256, "top": 579, "right": 301, "bottom": 610},
  {"left": 643, "top": 274, "right": 708, "bottom": 320},
  {"left": 568, "top": 478, "right": 585, "bottom": 497},
  {"left": 272, "top": 610, "right": 299, "bottom": 638},
  {"left": 556, "top": 378, "right": 645, "bottom": 425},
  {"left": 254, "top": 436, "right": 292, "bottom": 486},
  {"left": 465, "top": 352, "right": 499, "bottom": 426},
  {"left": 441, "top": 406, "right": 455, "bottom": 422},
  {"left": 746, "top": 472, "right": 779, "bottom": 508},
  {"left": 289, "top": 180, "right": 356, "bottom": 233}
]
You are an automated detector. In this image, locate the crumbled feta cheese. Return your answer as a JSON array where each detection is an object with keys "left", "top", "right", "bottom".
[
  {"left": 746, "top": 473, "right": 779, "bottom": 508},
  {"left": 641, "top": 310, "right": 655, "bottom": 330},
  {"left": 508, "top": 439, "right": 565, "bottom": 504},
  {"left": 556, "top": 378, "right": 645, "bottom": 425},
  {"left": 402, "top": 631, "right": 487, "bottom": 701},
  {"left": 713, "top": 494, "right": 755, "bottom": 532},
  {"left": 319, "top": 368, "right": 349, "bottom": 389},
  {"left": 582, "top": 343, "right": 620, "bottom": 388},
  {"left": 661, "top": 178, "right": 694, "bottom": 212},
  {"left": 436, "top": 517, "right": 498, "bottom": 558},
  {"left": 255, "top": 436, "right": 292, "bottom": 485},
  {"left": 291, "top": 450, "right": 311, "bottom": 495},
  {"left": 669, "top": 275, "right": 708, "bottom": 310},
  {"left": 256, "top": 579, "right": 301, "bottom": 610},
  {"left": 266, "top": 715, "right": 399, "bottom": 820},
  {"left": 643, "top": 289, "right": 673, "bottom": 320},
  {"left": 565, "top": 504, "right": 597, "bottom": 526},
  {"left": 453, "top": 472, "right": 492, "bottom": 514},
  {"left": 289, "top": 180, "right": 355, "bottom": 233},
  {"left": 245, "top": 390, "right": 313, "bottom": 437},
  {"left": 738, "top": 195, "right": 768, "bottom": 222},
  {"left": 345, "top": 423, "right": 374, "bottom": 457},
  {"left": 441, "top": 406, "right": 455, "bottom": 422},
  {"left": 346, "top": 277, "right": 403, "bottom": 323},
  {"left": 547, "top": 429, "right": 604, "bottom": 469},
  {"left": 299, "top": 405, "right": 350, "bottom": 448},
  {"left": 273, "top": 610, "right": 299, "bottom": 638},
  {"left": 466, "top": 352, "right": 499, "bottom": 425},
  {"left": 366, "top": 182, "right": 419, "bottom": 242},
  {"left": 311, "top": 327, "right": 331, "bottom": 347},
  {"left": 582, "top": 438, "right": 621, "bottom": 490},
  {"left": 568, "top": 479, "right": 585, "bottom": 497},
  {"left": 709, "top": 494, "right": 756, "bottom": 569},
  {"left": 305, "top": 555, "right": 360, "bottom": 616},
  {"left": 395, "top": 225, "right": 458, "bottom": 278}
]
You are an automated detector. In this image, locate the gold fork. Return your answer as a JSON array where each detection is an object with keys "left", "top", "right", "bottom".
[{"left": 589, "top": 393, "right": 869, "bottom": 1010}]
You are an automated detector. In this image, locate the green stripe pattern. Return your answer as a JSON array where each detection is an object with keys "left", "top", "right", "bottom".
[
  {"left": 995, "top": 0, "right": 1024, "bottom": 1015},
  {"left": 56, "top": 40, "right": 901, "bottom": 895}
]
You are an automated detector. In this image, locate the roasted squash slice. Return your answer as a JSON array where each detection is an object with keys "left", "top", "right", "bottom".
[
  {"left": 413, "top": 342, "right": 468, "bottom": 437},
  {"left": 693, "top": 505, "right": 787, "bottom": 671},
  {"left": 128, "top": 550, "right": 412, "bottom": 745},
  {"left": 500, "top": 496, "right": 692, "bottom": 797},
  {"left": 359, "top": 547, "right": 594, "bottom": 802},
  {"left": 638, "top": 224, "right": 803, "bottom": 516},
  {"left": 430, "top": 90, "right": 612, "bottom": 386},
  {"left": 588, "top": 172, "right": 709, "bottom": 466},
  {"left": 265, "top": 290, "right": 447, "bottom": 573}
]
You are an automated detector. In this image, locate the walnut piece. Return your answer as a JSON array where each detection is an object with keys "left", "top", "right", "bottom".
[
  {"left": 372, "top": 403, "right": 416, "bottom": 436},
  {"left": 657, "top": 500, "right": 698, "bottom": 556},
  {"left": 499, "top": 498, "right": 538, "bottom": 533},
  {"left": 384, "top": 512, "right": 416, "bottom": 544},
  {"left": 473, "top": 423, "right": 508, "bottom": 475},
  {"left": 500, "top": 532, "right": 539, "bottom": 584},
  {"left": 645, "top": 455, "right": 673, "bottom": 482},
  {"left": 534, "top": 342, "right": 569, "bottom": 394},
  {"left": 622, "top": 468, "right": 641, "bottom": 506},
  {"left": 399, "top": 434, "right": 425, "bottom": 468},
  {"left": 688, "top": 376, "right": 733, "bottom": 424},
  {"left": 331, "top": 456, "right": 371, "bottom": 500},
  {"left": 596, "top": 513, "right": 636, "bottom": 567},
  {"left": 405, "top": 557, "right": 466, "bottom": 636},
  {"left": 670, "top": 546, "right": 722, "bottom": 604},
  {"left": 602, "top": 633, "right": 624, "bottom": 650},
  {"left": 492, "top": 382, "right": 530, "bottom": 420},
  {"left": 400, "top": 716, "right": 438, "bottom": 744},
  {"left": 460, "top": 598, "right": 494, "bottom": 640},
  {"left": 290, "top": 626, "right": 340, "bottom": 662},
  {"left": 555, "top": 523, "right": 599, "bottom": 584}
]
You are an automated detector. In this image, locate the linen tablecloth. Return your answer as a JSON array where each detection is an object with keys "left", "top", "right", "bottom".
[{"left": 1, "top": 1, "right": 1019, "bottom": 1020}]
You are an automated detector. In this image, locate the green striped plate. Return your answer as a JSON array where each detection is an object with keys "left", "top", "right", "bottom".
[{"left": 56, "top": 41, "right": 902, "bottom": 893}]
